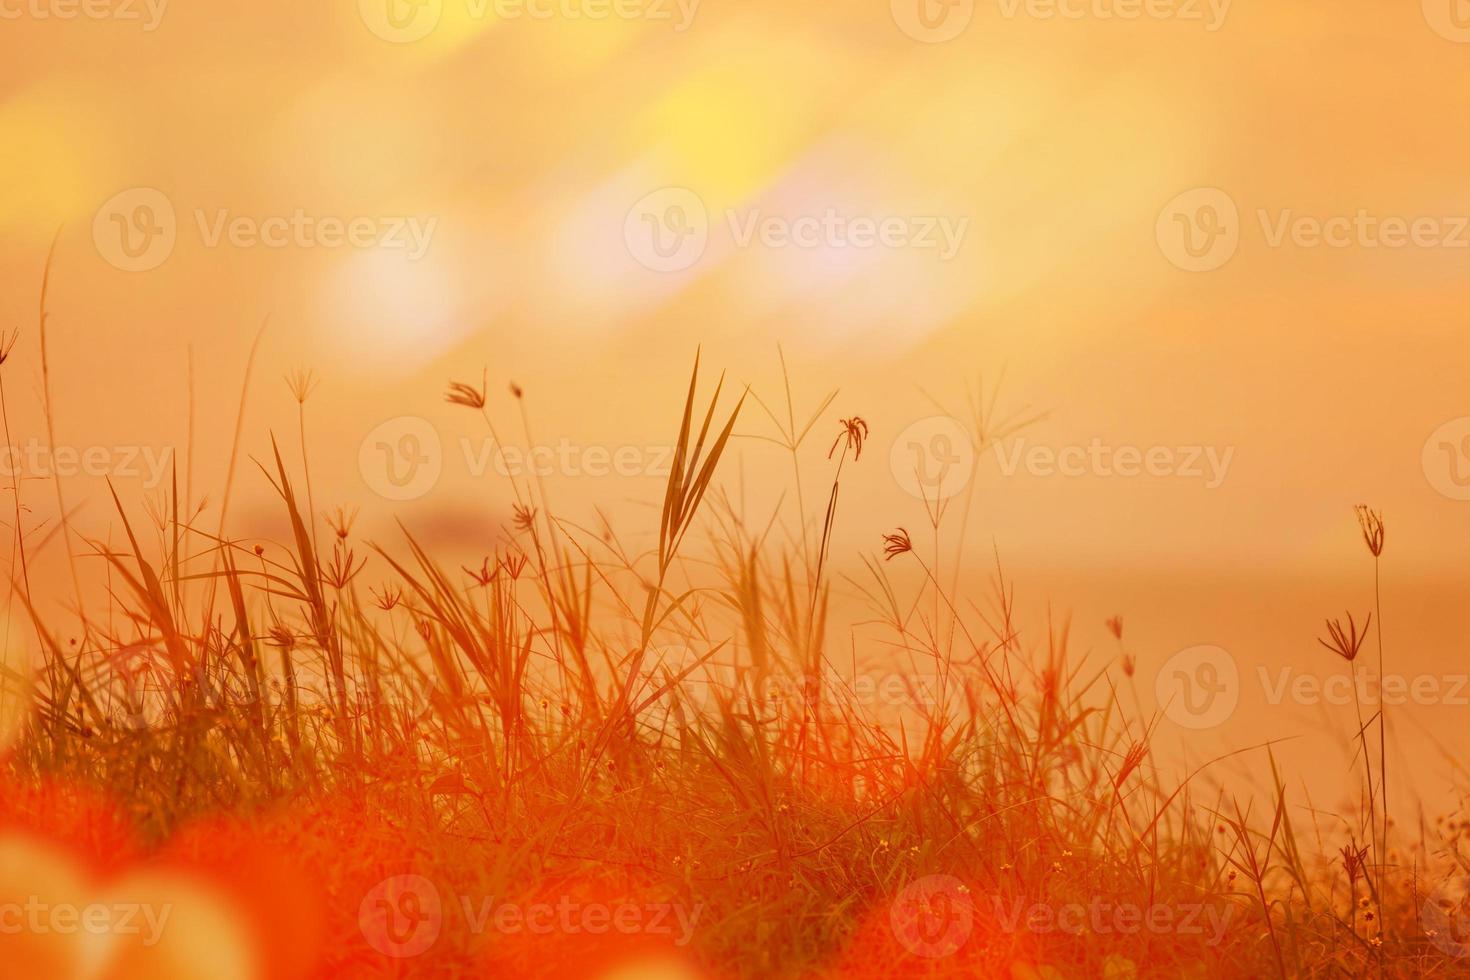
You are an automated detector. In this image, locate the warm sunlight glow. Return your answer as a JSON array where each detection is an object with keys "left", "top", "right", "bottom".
[
  {"left": 3, "top": 2, "right": 1466, "bottom": 977},
  {"left": 317, "top": 244, "right": 466, "bottom": 373}
]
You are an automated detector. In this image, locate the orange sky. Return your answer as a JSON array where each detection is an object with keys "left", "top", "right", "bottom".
[{"left": 3, "top": 0, "right": 1470, "bottom": 812}]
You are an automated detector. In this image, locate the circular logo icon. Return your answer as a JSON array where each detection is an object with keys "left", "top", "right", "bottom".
[
  {"left": 890, "top": 875, "right": 973, "bottom": 958},
  {"left": 359, "top": 417, "right": 443, "bottom": 502},
  {"left": 1156, "top": 188, "right": 1239, "bottom": 273},
  {"left": 625, "top": 188, "right": 709, "bottom": 273},
  {"left": 1425, "top": 875, "right": 1470, "bottom": 957},
  {"left": 359, "top": 874, "right": 443, "bottom": 958},
  {"left": 891, "top": 0, "right": 975, "bottom": 42},
  {"left": 359, "top": 0, "right": 443, "bottom": 42},
  {"left": 1423, "top": 0, "right": 1470, "bottom": 42},
  {"left": 1155, "top": 645, "right": 1238, "bottom": 729},
  {"left": 1423, "top": 417, "right": 1470, "bottom": 501},
  {"left": 891, "top": 416, "right": 975, "bottom": 501},
  {"left": 655, "top": 644, "right": 713, "bottom": 710},
  {"left": 93, "top": 188, "right": 177, "bottom": 272}
]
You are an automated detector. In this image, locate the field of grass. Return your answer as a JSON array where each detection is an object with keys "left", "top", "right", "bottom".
[{"left": 0, "top": 285, "right": 1467, "bottom": 977}]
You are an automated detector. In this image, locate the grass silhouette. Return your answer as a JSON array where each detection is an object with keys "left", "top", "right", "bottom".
[{"left": 0, "top": 266, "right": 1464, "bottom": 979}]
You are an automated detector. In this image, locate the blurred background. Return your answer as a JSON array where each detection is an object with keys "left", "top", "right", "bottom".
[{"left": 2, "top": 0, "right": 1469, "bottom": 817}]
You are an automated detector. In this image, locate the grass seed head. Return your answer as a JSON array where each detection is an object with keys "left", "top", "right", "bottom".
[
  {"left": 285, "top": 367, "right": 319, "bottom": 403},
  {"left": 1319, "top": 611, "right": 1371, "bottom": 663},
  {"left": 446, "top": 369, "right": 489, "bottom": 409},
  {"left": 1355, "top": 504, "right": 1385, "bottom": 557},
  {"left": 829, "top": 416, "right": 869, "bottom": 460}
]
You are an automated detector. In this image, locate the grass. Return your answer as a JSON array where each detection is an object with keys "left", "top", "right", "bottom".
[{"left": 0, "top": 278, "right": 1467, "bottom": 978}]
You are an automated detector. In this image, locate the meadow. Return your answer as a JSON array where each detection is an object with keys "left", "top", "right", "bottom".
[{"left": 0, "top": 278, "right": 1465, "bottom": 978}]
